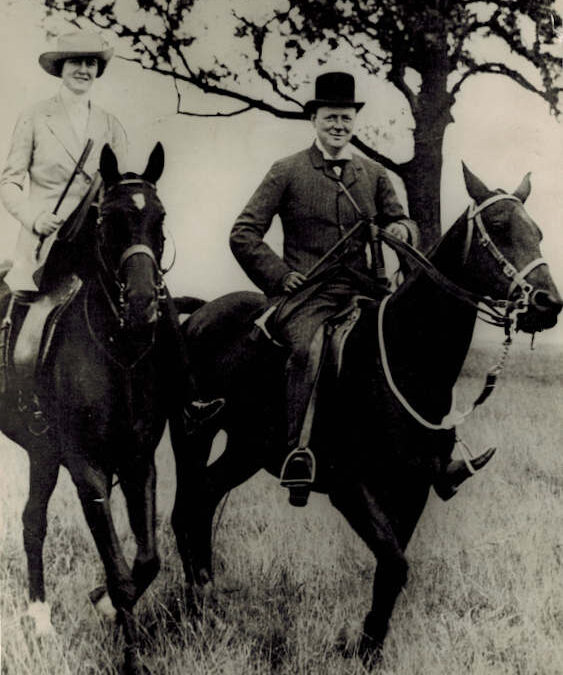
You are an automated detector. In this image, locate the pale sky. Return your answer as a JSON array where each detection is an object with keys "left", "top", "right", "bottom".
[{"left": 0, "top": 0, "right": 562, "bottom": 344}]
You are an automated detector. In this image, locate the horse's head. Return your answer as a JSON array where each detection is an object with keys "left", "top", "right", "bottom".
[
  {"left": 98, "top": 143, "right": 166, "bottom": 332},
  {"left": 457, "top": 163, "right": 561, "bottom": 334}
]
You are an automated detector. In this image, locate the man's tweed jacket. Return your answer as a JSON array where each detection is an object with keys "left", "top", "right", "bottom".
[
  {"left": 230, "top": 143, "right": 409, "bottom": 297},
  {"left": 0, "top": 94, "right": 126, "bottom": 290}
]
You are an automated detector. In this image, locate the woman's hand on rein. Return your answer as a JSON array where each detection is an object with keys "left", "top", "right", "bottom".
[{"left": 33, "top": 212, "right": 63, "bottom": 236}]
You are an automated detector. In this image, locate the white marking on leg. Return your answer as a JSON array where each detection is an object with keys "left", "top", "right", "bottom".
[
  {"left": 27, "top": 601, "right": 55, "bottom": 636},
  {"left": 94, "top": 591, "right": 117, "bottom": 620}
]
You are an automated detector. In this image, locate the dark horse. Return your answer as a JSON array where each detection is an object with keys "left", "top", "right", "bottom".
[
  {"left": 171, "top": 165, "right": 561, "bottom": 661},
  {"left": 0, "top": 143, "right": 178, "bottom": 673}
]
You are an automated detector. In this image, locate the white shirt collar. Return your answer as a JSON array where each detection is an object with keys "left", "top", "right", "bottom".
[
  {"left": 60, "top": 84, "right": 91, "bottom": 110},
  {"left": 314, "top": 137, "right": 354, "bottom": 161}
]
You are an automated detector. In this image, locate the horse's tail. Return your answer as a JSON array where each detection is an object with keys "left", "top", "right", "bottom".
[{"left": 173, "top": 296, "right": 207, "bottom": 315}]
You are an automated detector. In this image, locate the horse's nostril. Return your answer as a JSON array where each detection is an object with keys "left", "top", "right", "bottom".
[{"left": 532, "top": 290, "right": 563, "bottom": 314}]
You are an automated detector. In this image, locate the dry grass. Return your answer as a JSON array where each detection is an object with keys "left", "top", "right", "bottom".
[{"left": 1, "top": 340, "right": 562, "bottom": 674}]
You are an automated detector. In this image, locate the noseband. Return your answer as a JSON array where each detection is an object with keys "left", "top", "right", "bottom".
[{"left": 464, "top": 194, "right": 547, "bottom": 315}]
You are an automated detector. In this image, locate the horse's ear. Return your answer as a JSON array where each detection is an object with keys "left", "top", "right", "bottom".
[
  {"left": 100, "top": 144, "right": 120, "bottom": 186},
  {"left": 513, "top": 172, "right": 531, "bottom": 203},
  {"left": 142, "top": 142, "right": 165, "bottom": 185},
  {"left": 462, "top": 162, "right": 491, "bottom": 204}
]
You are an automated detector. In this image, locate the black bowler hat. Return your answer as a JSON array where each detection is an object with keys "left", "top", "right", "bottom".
[{"left": 304, "top": 72, "right": 365, "bottom": 116}]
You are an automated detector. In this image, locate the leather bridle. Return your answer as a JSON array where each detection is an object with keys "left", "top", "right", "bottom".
[
  {"left": 372, "top": 194, "right": 547, "bottom": 329},
  {"left": 463, "top": 193, "right": 547, "bottom": 319},
  {"left": 376, "top": 192, "right": 551, "bottom": 432},
  {"left": 95, "top": 178, "right": 167, "bottom": 329}
]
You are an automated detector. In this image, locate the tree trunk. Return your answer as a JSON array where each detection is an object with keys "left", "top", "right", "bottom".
[
  {"left": 402, "top": 12, "right": 452, "bottom": 252},
  {"left": 402, "top": 111, "right": 448, "bottom": 252}
]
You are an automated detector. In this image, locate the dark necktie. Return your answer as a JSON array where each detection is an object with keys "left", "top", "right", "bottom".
[{"left": 326, "top": 159, "right": 349, "bottom": 173}]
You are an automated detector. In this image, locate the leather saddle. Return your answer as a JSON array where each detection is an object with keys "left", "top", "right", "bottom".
[
  {"left": 0, "top": 274, "right": 82, "bottom": 431},
  {"left": 275, "top": 294, "right": 377, "bottom": 502}
]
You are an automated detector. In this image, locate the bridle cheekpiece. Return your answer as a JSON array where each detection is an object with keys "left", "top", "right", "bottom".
[
  {"left": 465, "top": 193, "right": 547, "bottom": 324},
  {"left": 96, "top": 178, "right": 167, "bottom": 330}
]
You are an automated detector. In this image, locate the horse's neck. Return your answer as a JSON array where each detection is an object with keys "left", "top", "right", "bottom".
[{"left": 378, "top": 223, "right": 478, "bottom": 418}]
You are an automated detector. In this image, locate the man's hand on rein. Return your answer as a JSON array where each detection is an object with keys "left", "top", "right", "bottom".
[
  {"left": 282, "top": 271, "right": 307, "bottom": 294},
  {"left": 386, "top": 219, "right": 413, "bottom": 243}
]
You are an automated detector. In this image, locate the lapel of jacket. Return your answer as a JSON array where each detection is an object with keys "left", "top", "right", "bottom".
[
  {"left": 342, "top": 156, "right": 375, "bottom": 219},
  {"left": 310, "top": 143, "right": 331, "bottom": 180},
  {"left": 43, "top": 94, "right": 84, "bottom": 165},
  {"left": 341, "top": 154, "right": 360, "bottom": 189}
]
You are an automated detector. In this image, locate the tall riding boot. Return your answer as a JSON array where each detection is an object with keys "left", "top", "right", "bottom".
[
  {"left": 433, "top": 447, "right": 496, "bottom": 500},
  {"left": 280, "top": 324, "right": 328, "bottom": 506},
  {"left": 160, "top": 288, "right": 224, "bottom": 433}
]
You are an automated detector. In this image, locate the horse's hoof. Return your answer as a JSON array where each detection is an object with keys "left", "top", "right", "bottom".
[
  {"left": 90, "top": 585, "right": 117, "bottom": 620},
  {"left": 336, "top": 622, "right": 383, "bottom": 666},
  {"left": 26, "top": 601, "right": 56, "bottom": 637},
  {"left": 434, "top": 447, "right": 497, "bottom": 500},
  {"left": 202, "top": 579, "right": 214, "bottom": 599},
  {"left": 122, "top": 647, "right": 147, "bottom": 675},
  {"left": 336, "top": 621, "right": 363, "bottom": 657}
]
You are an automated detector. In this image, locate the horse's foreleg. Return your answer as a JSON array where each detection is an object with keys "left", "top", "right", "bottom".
[
  {"left": 171, "top": 428, "right": 220, "bottom": 588},
  {"left": 22, "top": 448, "right": 60, "bottom": 634},
  {"left": 172, "top": 430, "right": 260, "bottom": 589},
  {"left": 66, "top": 455, "right": 137, "bottom": 610},
  {"left": 67, "top": 455, "right": 146, "bottom": 671},
  {"left": 119, "top": 458, "right": 160, "bottom": 601},
  {"left": 330, "top": 482, "right": 409, "bottom": 660}
]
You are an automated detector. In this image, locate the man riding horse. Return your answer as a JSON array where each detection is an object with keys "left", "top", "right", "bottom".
[
  {"left": 230, "top": 71, "right": 493, "bottom": 505},
  {"left": 0, "top": 30, "right": 221, "bottom": 430}
]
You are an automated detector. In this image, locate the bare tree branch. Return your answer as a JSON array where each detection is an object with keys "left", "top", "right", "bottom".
[
  {"left": 350, "top": 135, "right": 404, "bottom": 177},
  {"left": 450, "top": 60, "right": 560, "bottom": 104},
  {"left": 118, "top": 54, "right": 306, "bottom": 119}
]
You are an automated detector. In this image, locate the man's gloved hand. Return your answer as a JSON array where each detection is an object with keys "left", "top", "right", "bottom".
[
  {"left": 33, "top": 212, "right": 63, "bottom": 237},
  {"left": 282, "top": 270, "right": 306, "bottom": 294},
  {"left": 384, "top": 217, "right": 419, "bottom": 247},
  {"left": 385, "top": 219, "right": 412, "bottom": 243}
]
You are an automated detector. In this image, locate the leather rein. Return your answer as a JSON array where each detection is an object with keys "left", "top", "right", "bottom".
[
  {"left": 374, "top": 194, "right": 546, "bottom": 328},
  {"left": 376, "top": 193, "right": 546, "bottom": 433}
]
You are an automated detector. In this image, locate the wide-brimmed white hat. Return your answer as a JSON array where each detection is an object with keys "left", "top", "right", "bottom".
[{"left": 39, "top": 30, "right": 114, "bottom": 78}]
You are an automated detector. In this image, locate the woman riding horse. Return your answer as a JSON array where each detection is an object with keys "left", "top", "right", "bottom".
[
  {"left": 0, "top": 29, "right": 221, "bottom": 427},
  {"left": 0, "top": 143, "right": 195, "bottom": 673}
]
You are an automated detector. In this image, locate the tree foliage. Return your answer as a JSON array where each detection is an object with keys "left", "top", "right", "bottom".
[{"left": 43, "top": 0, "right": 562, "bottom": 246}]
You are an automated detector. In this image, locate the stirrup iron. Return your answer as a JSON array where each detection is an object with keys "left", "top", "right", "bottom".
[{"left": 280, "top": 447, "right": 316, "bottom": 488}]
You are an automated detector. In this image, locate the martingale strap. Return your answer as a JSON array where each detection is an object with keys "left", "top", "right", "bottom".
[{"left": 377, "top": 294, "right": 512, "bottom": 432}]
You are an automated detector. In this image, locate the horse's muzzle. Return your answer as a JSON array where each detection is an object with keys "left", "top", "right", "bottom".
[
  {"left": 518, "top": 289, "right": 562, "bottom": 332},
  {"left": 123, "top": 293, "right": 160, "bottom": 330},
  {"left": 121, "top": 254, "right": 160, "bottom": 330}
]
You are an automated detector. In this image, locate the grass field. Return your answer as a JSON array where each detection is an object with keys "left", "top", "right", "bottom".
[{"left": 1, "top": 338, "right": 562, "bottom": 674}]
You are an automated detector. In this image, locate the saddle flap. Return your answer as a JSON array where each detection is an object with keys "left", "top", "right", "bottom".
[
  {"left": 13, "top": 274, "right": 83, "bottom": 379},
  {"left": 328, "top": 295, "right": 374, "bottom": 376}
]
